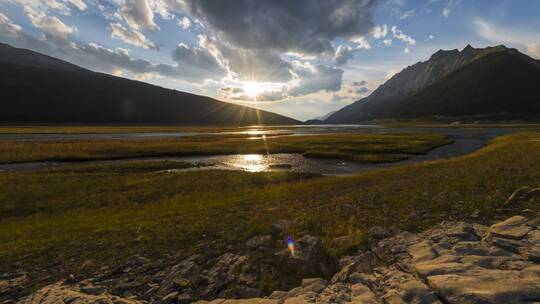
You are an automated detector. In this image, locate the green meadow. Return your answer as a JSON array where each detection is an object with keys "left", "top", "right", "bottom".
[
  {"left": 0, "top": 131, "right": 539, "bottom": 290},
  {"left": 0, "top": 132, "right": 450, "bottom": 163}
]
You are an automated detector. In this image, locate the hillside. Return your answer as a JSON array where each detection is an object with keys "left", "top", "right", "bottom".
[
  {"left": 0, "top": 43, "right": 299, "bottom": 125},
  {"left": 326, "top": 45, "right": 540, "bottom": 122}
]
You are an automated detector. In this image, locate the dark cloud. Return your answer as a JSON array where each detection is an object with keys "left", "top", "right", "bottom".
[
  {"left": 290, "top": 64, "right": 343, "bottom": 96},
  {"left": 182, "top": 0, "right": 378, "bottom": 55},
  {"left": 171, "top": 43, "right": 227, "bottom": 80},
  {"left": 351, "top": 80, "right": 367, "bottom": 86}
]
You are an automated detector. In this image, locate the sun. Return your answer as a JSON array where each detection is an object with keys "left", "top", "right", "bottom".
[{"left": 243, "top": 81, "right": 265, "bottom": 98}]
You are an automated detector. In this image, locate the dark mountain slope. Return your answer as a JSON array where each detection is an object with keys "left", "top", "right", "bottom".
[
  {"left": 326, "top": 45, "right": 540, "bottom": 122},
  {"left": 0, "top": 44, "right": 299, "bottom": 125},
  {"left": 388, "top": 50, "right": 540, "bottom": 119},
  {"left": 0, "top": 43, "right": 90, "bottom": 73}
]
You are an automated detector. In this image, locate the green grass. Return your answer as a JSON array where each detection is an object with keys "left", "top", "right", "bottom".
[
  {"left": 0, "top": 133, "right": 451, "bottom": 163},
  {"left": 0, "top": 132, "right": 539, "bottom": 288}
]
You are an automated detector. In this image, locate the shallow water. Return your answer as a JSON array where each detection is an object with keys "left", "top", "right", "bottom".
[{"left": 0, "top": 126, "right": 528, "bottom": 175}]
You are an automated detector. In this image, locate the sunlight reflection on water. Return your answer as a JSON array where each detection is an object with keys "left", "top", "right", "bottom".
[{"left": 225, "top": 154, "right": 267, "bottom": 172}]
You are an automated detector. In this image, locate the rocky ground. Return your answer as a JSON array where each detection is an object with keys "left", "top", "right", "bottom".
[{"left": 3, "top": 210, "right": 540, "bottom": 304}]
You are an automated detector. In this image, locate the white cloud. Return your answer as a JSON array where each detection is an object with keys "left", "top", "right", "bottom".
[
  {"left": 442, "top": 7, "right": 450, "bottom": 17},
  {"left": 25, "top": 7, "right": 76, "bottom": 46},
  {"left": 67, "top": 0, "right": 87, "bottom": 11},
  {"left": 116, "top": 0, "right": 157, "bottom": 30},
  {"left": 0, "top": 13, "right": 22, "bottom": 36},
  {"left": 351, "top": 36, "right": 371, "bottom": 49},
  {"left": 372, "top": 24, "right": 388, "bottom": 39},
  {"left": 473, "top": 18, "right": 540, "bottom": 59},
  {"left": 391, "top": 25, "right": 416, "bottom": 45},
  {"left": 404, "top": 47, "right": 410, "bottom": 53},
  {"left": 179, "top": 16, "right": 191, "bottom": 29},
  {"left": 428, "top": 34, "right": 435, "bottom": 40},
  {"left": 13, "top": 0, "right": 87, "bottom": 15},
  {"left": 110, "top": 22, "right": 157, "bottom": 49},
  {"left": 383, "top": 39, "right": 392, "bottom": 46},
  {"left": 334, "top": 44, "right": 354, "bottom": 66},
  {"left": 400, "top": 9, "right": 415, "bottom": 19}
]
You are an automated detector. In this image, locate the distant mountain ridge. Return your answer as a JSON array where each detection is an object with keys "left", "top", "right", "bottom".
[
  {"left": 326, "top": 45, "right": 540, "bottom": 122},
  {"left": 0, "top": 43, "right": 299, "bottom": 125}
]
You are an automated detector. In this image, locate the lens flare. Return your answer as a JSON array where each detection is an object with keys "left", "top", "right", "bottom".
[{"left": 287, "top": 236, "right": 295, "bottom": 256}]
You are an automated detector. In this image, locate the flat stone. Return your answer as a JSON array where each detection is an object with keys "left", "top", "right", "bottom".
[
  {"left": 414, "top": 255, "right": 471, "bottom": 277},
  {"left": 427, "top": 269, "right": 540, "bottom": 304},
  {"left": 195, "top": 299, "right": 278, "bottom": 304},
  {"left": 489, "top": 216, "right": 532, "bottom": 240},
  {"left": 350, "top": 284, "right": 378, "bottom": 304},
  {"left": 17, "top": 281, "right": 144, "bottom": 304},
  {"left": 408, "top": 241, "right": 437, "bottom": 262}
]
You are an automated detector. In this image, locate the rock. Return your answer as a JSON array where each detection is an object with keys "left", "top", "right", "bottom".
[
  {"left": 0, "top": 273, "right": 27, "bottom": 297},
  {"left": 158, "top": 255, "right": 203, "bottom": 297},
  {"left": 331, "top": 252, "right": 374, "bottom": 283},
  {"left": 194, "top": 299, "right": 278, "bottom": 304},
  {"left": 162, "top": 291, "right": 179, "bottom": 303},
  {"left": 489, "top": 216, "right": 532, "bottom": 240},
  {"left": 275, "top": 235, "right": 336, "bottom": 279},
  {"left": 17, "top": 281, "right": 144, "bottom": 304},
  {"left": 427, "top": 269, "right": 540, "bottom": 304},
  {"left": 300, "top": 278, "right": 328, "bottom": 293},
  {"left": 527, "top": 188, "right": 540, "bottom": 197},
  {"left": 408, "top": 240, "right": 437, "bottom": 262},
  {"left": 504, "top": 187, "right": 531, "bottom": 206},
  {"left": 177, "top": 292, "right": 193, "bottom": 303},
  {"left": 349, "top": 284, "right": 378, "bottom": 304}
]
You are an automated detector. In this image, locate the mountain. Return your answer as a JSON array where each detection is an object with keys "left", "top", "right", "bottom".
[
  {"left": 311, "top": 111, "right": 337, "bottom": 121},
  {"left": 326, "top": 45, "right": 540, "bottom": 122},
  {"left": 0, "top": 43, "right": 299, "bottom": 125}
]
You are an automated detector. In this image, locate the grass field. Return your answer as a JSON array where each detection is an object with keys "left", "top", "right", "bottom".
[
  {"left": 1, "top": 132, "right": 539, "bottom": 290},
  {"left": 0, "top": 132, "right": 451, "bottom": 164}
]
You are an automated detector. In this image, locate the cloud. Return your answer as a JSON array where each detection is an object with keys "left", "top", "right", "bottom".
[
  {"left": 473, "top": 18, "right": 540, "bottom": 59},
  {"left": 527, "top": 42, "right": 540, "bottom": 59},
  {"left": 391, "top": 25, "right": 416, "bottom": 45},
  {"left": 351, "top": 35, "right": 371, "bottom": 49},
  {"left": 400, "top": 9, "right": 415, "bottom": 19},
  {"left": 351, "top": 80, "right": 367, "bottom": 86},
  {"left": 216, "top": 41, "right": 293, "bottom": 82},
  {"left": 288, "top": 63, "right": 343, "bottom": 97},
  {"left": 179, "top": 16, "right": 191, "bottom": 29},
  {"left": 181, "top": 0, "right": 378, "bottom": 56},
  {"left": 383, "top": 38, "right": 392, "bottom": 46},
  {"left": 231, "top": 63, "right": 344, "bottom": 102},
  {"left": 171, "top": 41, "right": 228, "bottom": 80},
  {"left": 110, "top": 22, "right": 157, "bottom": 49},
  {"left": 372, "top": 24, "right": 388, "bottom": 39},
  {"left": 334, "top": 44, "right": 355, "bottom": 66},
  {"left": 15, "top": 0, "right": 87, "bottom": 15},
  {"left": 428, "top": 34, "right": 435, "bottom": 40},
  {"left": 0, "top": 13, "right": 22, "bottom": 36},
  {"left": 25, "top": 7, "right": 76, "bottom": 46},
  {"left": 442, "top": 7, "right": 450, "bottom": 17},
  {"left": 116, "top": 0, "right": 157, "bottom": 30}
]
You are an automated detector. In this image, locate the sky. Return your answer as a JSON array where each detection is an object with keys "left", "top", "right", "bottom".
[{"left": 0, "top": 0, "right": 539, "bottom": 121}]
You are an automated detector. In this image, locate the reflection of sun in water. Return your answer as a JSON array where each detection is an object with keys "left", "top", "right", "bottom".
[
  {"left": 243, "top": 81, "right": 265, "bottom": 98},
  {"left": 231, "top": 154, "right": 266, "bottom": 172}
]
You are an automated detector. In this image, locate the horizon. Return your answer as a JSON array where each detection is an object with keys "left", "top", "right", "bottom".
[{"left": 1, "top": 1, "right": 540, "bottom": 121}]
